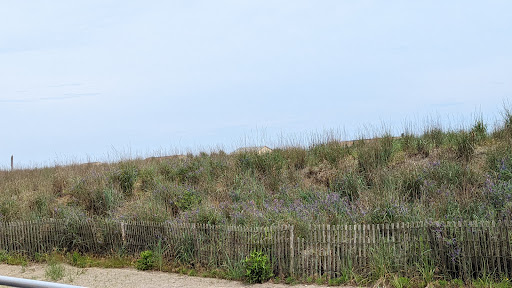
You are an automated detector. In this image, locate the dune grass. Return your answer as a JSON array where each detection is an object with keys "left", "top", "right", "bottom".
[{"left": 1, "top": 109, "right": 512, "bottom": 233}]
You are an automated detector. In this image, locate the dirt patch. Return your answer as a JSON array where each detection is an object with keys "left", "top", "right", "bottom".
[
  {"left": 303, "top": 162, "right": 337, "bottom": 188},
  {"left": 0, "top": 263, "right": 340, "bottom": 288}
]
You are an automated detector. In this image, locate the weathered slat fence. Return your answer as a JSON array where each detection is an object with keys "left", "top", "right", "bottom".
[{"left": 1, "top": 219, "right": 511, "bottom": 280}]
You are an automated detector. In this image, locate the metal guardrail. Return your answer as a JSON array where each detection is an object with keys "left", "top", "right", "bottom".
[{"left": 0, "top": 275, "right": 86, "bottom": 288}]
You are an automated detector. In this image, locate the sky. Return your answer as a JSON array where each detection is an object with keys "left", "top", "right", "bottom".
[{"left": 1, "top": 1, "right": 511, "bottom": 168}]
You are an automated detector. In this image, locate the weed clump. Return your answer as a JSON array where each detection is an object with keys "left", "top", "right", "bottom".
[
  {"left": 243, "top": 251, "right": 273, "bottom": 284},
  {"left": 135, "top": 250, "right": 154, "bottom": 271},
  {"left": 45, "top": 260, "right": 65, "bottom": 281}
]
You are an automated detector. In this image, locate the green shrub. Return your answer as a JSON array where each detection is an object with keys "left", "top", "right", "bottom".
[
  {"left": 176, "top": 188, "right": 200, "bottom": 211},
  {"left": 243, "top": 251, "right": 273, "bottom": 283},
  {"left": 111, "top": 163, "right": 138, "bottom": 196},
  {"left": 135, "top": 250, "right": 154, "bottom": 271}
]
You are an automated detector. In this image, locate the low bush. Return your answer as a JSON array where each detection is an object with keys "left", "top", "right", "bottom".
[
  {"left": 135, "top": 250, "right": 154, "bottom": 271},
  {"left": 243, "top": 251, "right": 273, "bottom": 283}
]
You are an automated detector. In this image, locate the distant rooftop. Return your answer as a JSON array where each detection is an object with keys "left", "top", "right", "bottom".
[{"left": 233, "top": 146, "right": 273, "bottom": 154}]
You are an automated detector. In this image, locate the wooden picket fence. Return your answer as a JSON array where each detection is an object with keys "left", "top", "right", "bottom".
[
  {"left": 296, "top": 221, "right": 512, "bottom": 280},
  {"left": 1, "top": 219, "right": 511, "bottom": 280}
]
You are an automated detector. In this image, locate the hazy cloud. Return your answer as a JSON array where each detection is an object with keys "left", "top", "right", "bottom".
[
  {"left": 48, "top": 83, "right": 82, "bottom": 88},
  {"left": 430, "top": 102, "right": 465, "bottom": 108},
  {"left": 0, "top": 98, "right": 33, "bottom": 103},
  {"left": 0, "top": 93, "right": 99, "bottom": 103},
  {"left": 40, "top": 93, "right": 100, "bottom": 101}
]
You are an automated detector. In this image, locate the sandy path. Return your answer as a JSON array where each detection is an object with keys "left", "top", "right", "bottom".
[{"left": 0, "top": 263, "right": 337, "bottom": 288}]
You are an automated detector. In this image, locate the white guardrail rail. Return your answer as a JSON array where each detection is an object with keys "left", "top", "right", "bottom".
[{"left": 0, "top": 275, "right": 86, "bottom": 288}]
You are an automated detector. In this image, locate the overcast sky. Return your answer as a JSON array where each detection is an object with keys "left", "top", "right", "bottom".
[{"left": 1, "top": 1, "right": 511, "bottom": 168}]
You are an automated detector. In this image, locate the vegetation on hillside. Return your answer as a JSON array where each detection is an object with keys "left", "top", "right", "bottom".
[{"left": 2, "top": 109, "right": 512, "bottom": 237}]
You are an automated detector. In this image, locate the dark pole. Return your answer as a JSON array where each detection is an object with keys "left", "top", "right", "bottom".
[{"left": 11, "top": 155, "right": 13, "bottom": 170}]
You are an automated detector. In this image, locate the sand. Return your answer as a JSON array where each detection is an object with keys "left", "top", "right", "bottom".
[{"left": 0, "top": 263, "right": 338, "bottom": 288}]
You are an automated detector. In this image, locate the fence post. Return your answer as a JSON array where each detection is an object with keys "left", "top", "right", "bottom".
[
  {"left": 120, "top": 222, "right": 126, "bottom": 246},
  {"left": 290, "top": 225, "right": 294, "bottom": 276},
  {"left": 11, "top": 155, "right": 13, "bottom": 170}
]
